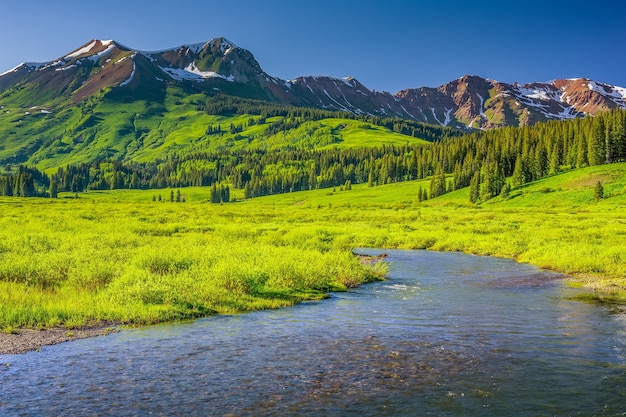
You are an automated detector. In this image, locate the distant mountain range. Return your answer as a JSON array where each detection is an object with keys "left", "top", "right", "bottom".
[{"left": 1, "top": 37, "right": 626, "bottom": 129}]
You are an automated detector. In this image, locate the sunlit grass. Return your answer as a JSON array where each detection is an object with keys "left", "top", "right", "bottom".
[{"left": 0, "top": 163, "right": 625, "bottom": 330}]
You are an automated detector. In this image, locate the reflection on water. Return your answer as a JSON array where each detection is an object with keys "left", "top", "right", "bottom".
[{"left": 2, "top": 250, "right": 626, "bottom": 416}]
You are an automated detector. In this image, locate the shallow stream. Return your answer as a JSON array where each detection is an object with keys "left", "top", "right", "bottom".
[{"left": 2, "top": 250, "right": 625, "bottom": 416}]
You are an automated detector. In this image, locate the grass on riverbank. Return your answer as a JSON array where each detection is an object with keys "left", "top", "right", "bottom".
[{"left": 0, "top": 163, "right": 625, "bottom": 331}]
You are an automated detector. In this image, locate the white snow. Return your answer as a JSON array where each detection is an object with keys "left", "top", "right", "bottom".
[
  {"left": 119, "top": 60, "right": 136, "bottom": 87},
  {"left": 64, "top": 40, "right": 114, "bottom": 61},
  {"left": 556, "top": 106, "right": 579, "bottom": 119},
  {"left": 520, "top": 99, "right": 549, "bottom": 110},
  {"left": 400, "top": 105, "right": 416, "bottom": 119},
  {"left": 0, "top": 63, "right": 27, "bottom": 77},
  {"left": 115, "top": 56, "right": 131, "bottom": 65},
  {"left": 40, "top": 109, "right": 51, "bottom": 114},
  {"left": 65, "top": 40, "right": 98, "bottom": 60},
  {"left": 476, "top": 93, "right": 488, "bottom": 119},
  {"left": 184, "top": 62, "right": 234, "bottom": 81},
  {"left": 587, "top": 80, "right": 602, "bottom": 93},
  {"left": 517, "top": 85, "right": 561, "bottom": 102},
  {"left": 55, "top": 64, "right": 77, "bottom": 72},
  {"left": 340, "top": 77, "right": 354, "bottom": 87},
  {"left": 322, "top": 89, "right": 349, "bottom": 111},
  {"left": 611, "top": 86, "right": 626, "bottom": 101},
  {"left": 596, "top": 84, "right": 626, "bottom": 105},
  {"left": 158, "top": 62, "right": 235, "bottom": 82},
  {"left": 430, "top": 107, "right": 443, "bottom": 125},
  {"left": 86, "top": 42, "right": 116, "bottom": 62},
  {"left": 443, "top": 107, "right": 453, "bottom": 126}
]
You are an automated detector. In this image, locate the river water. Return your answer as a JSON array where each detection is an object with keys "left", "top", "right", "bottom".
[{"left": 2, "top": 250, "right": 626, "bottom": 416}]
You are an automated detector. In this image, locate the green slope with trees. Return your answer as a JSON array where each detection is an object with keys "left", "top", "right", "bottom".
[{"left": 0, "top": 88, "right": 453, "bottom": 173}]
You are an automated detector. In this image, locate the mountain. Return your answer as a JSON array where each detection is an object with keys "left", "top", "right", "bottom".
[
  {"left": 289, "top": 75, "right": 626, "bottom": 130},
  {"left": 0, "top": 38, "right": 626, "bottom": 142},
  {"left": 1, "top": 38, "right": 625, "bottom": 131}
]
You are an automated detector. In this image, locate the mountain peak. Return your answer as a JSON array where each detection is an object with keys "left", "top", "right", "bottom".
[
  {"left": 1, "top": 38, "right": 624, "bottom": 130},
  {"left": 208, "top": 37, "right": 237, "bottom": 52},
  {"left": 63, "top": 39, "right": 127, "bottom": 61}
]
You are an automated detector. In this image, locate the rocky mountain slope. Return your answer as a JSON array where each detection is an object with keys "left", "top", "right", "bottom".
[{"left": 1, "top": 38, "right": 625, "bottom": 129}]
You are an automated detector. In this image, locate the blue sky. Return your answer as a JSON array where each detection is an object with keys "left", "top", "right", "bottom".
[{"left": 1, "top": 0, "right": 625, "bottom": 92}]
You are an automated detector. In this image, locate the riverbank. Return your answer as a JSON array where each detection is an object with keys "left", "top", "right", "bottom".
[{"left": 0, "top": 323, "right": 119, "bottom": 355}]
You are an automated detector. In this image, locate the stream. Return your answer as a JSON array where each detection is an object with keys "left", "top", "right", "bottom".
[{"left": 2, "top": 249, "right": 625, "bottom": 416}]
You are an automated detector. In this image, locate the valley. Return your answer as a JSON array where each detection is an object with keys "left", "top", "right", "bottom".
[{"left": 1, "top": 37, "right": 625, "bottom": 339}]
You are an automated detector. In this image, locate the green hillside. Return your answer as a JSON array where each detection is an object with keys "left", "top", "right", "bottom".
[{"left": 0, "top": 87, "right": 435, "bottom": 171}]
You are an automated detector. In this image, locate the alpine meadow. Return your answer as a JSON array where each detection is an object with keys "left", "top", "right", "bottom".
[{"left": 1, "top": 37, "right": 626, "bottom": 337}]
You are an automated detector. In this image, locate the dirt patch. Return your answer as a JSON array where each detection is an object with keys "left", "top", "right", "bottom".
[
  {"left": 564, "top": 172, "right": 614, "bottom": 189},
  {"left": 0, "top": 323, "right": 119, "bottom": 355}
]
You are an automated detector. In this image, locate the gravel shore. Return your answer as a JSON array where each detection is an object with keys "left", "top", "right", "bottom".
[{"left": 0, "top": 324, "right": 119, "bottom": 355}]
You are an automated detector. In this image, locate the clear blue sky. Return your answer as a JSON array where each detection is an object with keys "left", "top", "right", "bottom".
[{"left": 1, "top": 0, "right": 625, "bottom": 92}]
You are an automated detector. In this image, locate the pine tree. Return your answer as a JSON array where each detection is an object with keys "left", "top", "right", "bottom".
[
  {"left": 500, "top": 181, "right": 511, "bottom": 198},
  {"left": 594, "top": 181, "right": 604, "bottom": 200},
  {"left": 512, "top": 157, "right": 525, "bottom": 188},
  {"left": 588, "top": 117, "right": 606, "bottom": 166},
  {"left": 429, "top": 169, "right": 446, "bottom": 199},
  {"left": 469, "top": 171, "right": 480, "bottom": 203},
  {"left": 49, "top": 180, "right": 58, "bottom": 198},
  {"left": 210, "top": 183, "right": 219, "bottom": 203}
]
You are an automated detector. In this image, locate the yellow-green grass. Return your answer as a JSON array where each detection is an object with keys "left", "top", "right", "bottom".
[
  {"left": 0, "top": 92, "right": 429, "bottom": 171},
  {"left": 1, "top": 163, "right": 625, "bottom": 331}
]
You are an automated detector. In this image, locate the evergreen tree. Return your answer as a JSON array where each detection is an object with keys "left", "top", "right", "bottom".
[
  {"left": 469, "top": 171, "right": 481, "bottom": 203},
  {"left": 429, "top": 169, "right": 446, "bottom": 199},
  {"left": 511, "top": 157, "right": 525, "bottom": 188},
  {"left": 49, "top": 180, "right": 58, "bottom": 198},
  {"left": 588, "top": 117, "right": 606, "bottom": 165},
  {"left": 500, "top": 181, "right": 511, "bottom": 198},
  {"left": 594, "top": 181, "right": 604, "bottom": 200}
]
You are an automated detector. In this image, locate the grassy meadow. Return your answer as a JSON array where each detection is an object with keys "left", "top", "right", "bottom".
[
  {"left": 1, "top": 163, "right": 625, "bottom": 332},
  {"left": 0, "top": 88, "right": 429, "bottom": 171}
]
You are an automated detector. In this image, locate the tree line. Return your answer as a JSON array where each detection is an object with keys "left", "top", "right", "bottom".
[
  {"left": 428, "top": 108, "right": 626, "bottom": 202},
  {"left": 1, "top": 108, "right": 625, "bottom": 202},
  {"left": 196, "top": 93, "right": 463, "bottom": 142}
]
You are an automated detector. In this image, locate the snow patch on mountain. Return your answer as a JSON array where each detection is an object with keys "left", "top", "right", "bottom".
[
  {"left": 159, "top": 62, "right": 235, "bottom": 82},
  {"left": 119, "top": 55, "right": 137, "bottom": 87},
  {"left": 86, "top": 43, "right": 116, "bottom": 62},
  {"left": 65, "top": 41, "right": 98, "bottom": 60},
  {"left": 0, "top": 62, "right": 43, "bottom": 77},
  {"left": 517, "top": 86, "right": 560, "bottom": 102},
  {"left": 55, "top": 64, "right": 77, "bottom": 72},
  {"left": 476, "top": 93, "right": 488, "bottom": 119},
  {"left": 443, "top": 108, "right": 453, "bottom": 126}
]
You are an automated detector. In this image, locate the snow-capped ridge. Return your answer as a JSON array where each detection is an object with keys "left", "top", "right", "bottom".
[{"left": 0, "top": 62, "right": 45, "bottom": 77}]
